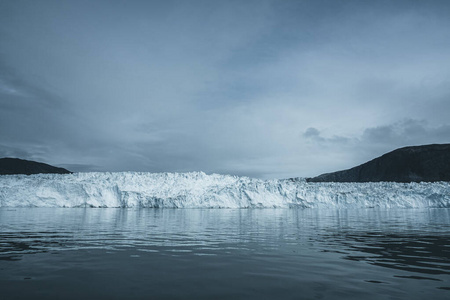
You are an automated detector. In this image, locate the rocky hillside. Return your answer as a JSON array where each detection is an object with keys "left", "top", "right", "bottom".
[
  {"left": 307, "top": 144, "right": 450, "bottom": 183},
  {"left": 0, "top": 158, "right": 71, "bottom": 175}
]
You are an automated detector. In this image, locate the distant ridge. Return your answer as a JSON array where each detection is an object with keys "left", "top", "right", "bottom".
[
  {"left": 0, "top": 158, "right": 71, "bottom": 175},
  {"left": 307, "top": 144, "right": 450, "bottom": 183}
]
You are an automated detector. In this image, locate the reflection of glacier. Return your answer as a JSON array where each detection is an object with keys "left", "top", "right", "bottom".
[{"left": 1, "top": 172, "right": 450, "bottom": 208}]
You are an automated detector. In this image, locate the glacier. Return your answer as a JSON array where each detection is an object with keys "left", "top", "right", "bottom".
[{"left": 1, "top": 172, "right": 449, "bottom": 208}]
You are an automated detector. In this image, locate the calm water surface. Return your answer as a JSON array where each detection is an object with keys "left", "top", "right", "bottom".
[{"left": 1, "top": 208, "right": 449, "bottom": 299}]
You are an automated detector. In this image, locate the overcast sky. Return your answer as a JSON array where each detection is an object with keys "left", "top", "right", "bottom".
[{"left": 1, "top": 0, "right": 450, "bottom": 179}]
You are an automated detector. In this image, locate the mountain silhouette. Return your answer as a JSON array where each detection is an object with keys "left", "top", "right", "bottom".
[
  {"left": 0, "top": 158, "right": 71, "bottom": 175},
  {"left": 307, "top": 144, "right": 450, "bottom": 182}
]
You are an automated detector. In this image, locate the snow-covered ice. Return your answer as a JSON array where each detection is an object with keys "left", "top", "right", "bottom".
[{"left": 1, "top": 172, "right": 449, "bottom": 208}]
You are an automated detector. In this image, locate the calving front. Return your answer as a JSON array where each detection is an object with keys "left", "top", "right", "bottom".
[{"left": 1, "top": 172, "right": 449, "bottom": 208}]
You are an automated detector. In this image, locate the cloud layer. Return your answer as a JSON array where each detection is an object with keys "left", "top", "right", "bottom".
[{"left": 1, "top": 0, "right": 450, "bottom": 178}]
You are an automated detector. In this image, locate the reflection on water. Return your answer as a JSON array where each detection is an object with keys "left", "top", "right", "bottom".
[
  {"left": 313, "top": 210, "right": 450, "bottom": 279},
  {"left": 0, "top": 208, "right": 450, "bottom": 299},
  {"left": 334, "top": 232, "right": 449, "bottom": 276}
]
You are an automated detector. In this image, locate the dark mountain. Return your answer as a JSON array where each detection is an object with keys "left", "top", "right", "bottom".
[
  {"left": 307, "top": 144, "right": 450, "bottom": 183},
  {"left": 0, "top": 158, "right": 71, "bottom": 175}
]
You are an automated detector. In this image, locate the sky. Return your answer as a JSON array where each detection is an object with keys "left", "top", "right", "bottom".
[{"left": 1, "top": 0, "right": 450, "bottom": 179}]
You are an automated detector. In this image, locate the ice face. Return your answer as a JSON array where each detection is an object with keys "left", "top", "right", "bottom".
[{"left": 1, "top": 172, "right": 449, "bottom": 208}]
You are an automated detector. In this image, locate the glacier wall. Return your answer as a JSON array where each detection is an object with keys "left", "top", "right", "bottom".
[{"left": 1, "top": 172, "right": 450, "bottom": 208}]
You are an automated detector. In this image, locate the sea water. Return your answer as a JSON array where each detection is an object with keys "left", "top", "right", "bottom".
[{"left": 1, "top": 208, "right": 449, "bottom": 299}]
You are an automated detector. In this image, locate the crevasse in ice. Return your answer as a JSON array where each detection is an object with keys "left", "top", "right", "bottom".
[{"left": 1, "top": 172, "right": 449, "bottom": 208}]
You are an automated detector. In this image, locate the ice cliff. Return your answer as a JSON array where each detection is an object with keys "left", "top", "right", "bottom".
[{"left": 1, "top": 172, "right": 449, "bottom": 208}]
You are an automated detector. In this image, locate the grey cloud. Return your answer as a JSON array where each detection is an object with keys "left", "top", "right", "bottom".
[
  {"left": 303, "top": 128, "right": 320, "bottom": 139},
  {"left": 303, "top": 127, "right": 351, "bottom": 145},
  {"left": 302, "top": 119, "right": 450, "bottom": 177},
  {"left": 361, "top": 120, "right": 450, "bottom": 147},
  {"left": 0, "top": 144, "right": 34, "bottom": 160},
  {"left": 1, "top": 1, "right": 450, "bottom": 179}
]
